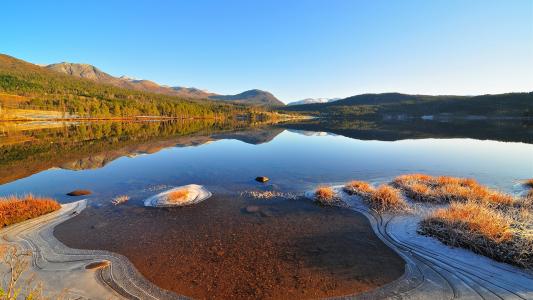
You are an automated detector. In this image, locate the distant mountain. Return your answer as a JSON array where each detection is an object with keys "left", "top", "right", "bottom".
[
  {"left": 209, "top": 89, "right": 284, "bottom": 106},
  {"left": 45, "top": 62, "right": 213, "bottom": 99},
  {"left": 45, "top": 62, "right": 284, "bottom": 106},
  {"left": 287, "top": 97, "right": 340, "bottom": 106},
  {"left": 282, "top": 92, "right": 533, "bottom": 118},
  {"left": 0, "top": 54, "right": 257, "bottom": 119}
]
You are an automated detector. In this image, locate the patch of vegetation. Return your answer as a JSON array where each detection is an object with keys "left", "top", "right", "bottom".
[
  {"left": 314, "top": 186, "right": 340, "bottom": 205},
  {"left": 420, "top": 201, "right": 533, "bottom": 269},
  {"left": 281, "top": 92, "right": 533, "bottom": 119},
  {"left": 343, "top": 181, "right": 407, "bottom": 212},
  {"left": 166, "top": 189, "right": 190, "bottom": 204},
  {"left": 0, "top": 54, "right": 272, "bottom": 119},
  {"left": 0, "top": 194, "right": 61, "bottom": 228},
  {"left": 393, "top": 174, "right": 518, "bottom": 207},
  {"left": 112, "top": 195, "right": 130, "bottom": 206}
]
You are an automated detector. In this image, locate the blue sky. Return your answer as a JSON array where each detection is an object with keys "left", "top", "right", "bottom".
[{"left": 2, "top": 0, "right": 532, "bottom": 103}]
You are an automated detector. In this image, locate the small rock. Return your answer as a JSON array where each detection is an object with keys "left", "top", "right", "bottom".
[
  {"left": 255, "top": 176, "right": 269, "bottom": 183},
  {"left": 244, "top": 205, "right": 261, "bottom": 213},
  {"left": 85, "top": 260, "right": 110, "bottom": 270},
  {"left": 66, "top": 189, "right": 92, "bottom": 196}
]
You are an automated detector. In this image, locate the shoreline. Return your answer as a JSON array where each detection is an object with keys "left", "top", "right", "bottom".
[
  {"left": 2, "top": 189, "right": 532, "bottom": 299},
  {"left": 0, "top": 200, "right": 183, "bottom": 299}
]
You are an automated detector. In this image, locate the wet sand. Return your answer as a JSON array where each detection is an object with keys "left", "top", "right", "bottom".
[{"left": 54, "top": 195, "right": 405, "bottom": 299}]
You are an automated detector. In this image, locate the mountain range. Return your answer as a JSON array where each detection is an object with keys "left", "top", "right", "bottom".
[
  {"left": 45, "top": 62, "right": 284, "bottom": 106},
  {"left": 287, "top": 98, "right": 341, "bottom": 106},
  {"left": 282, "top": 92, "right": 533, "bottom": 118}
]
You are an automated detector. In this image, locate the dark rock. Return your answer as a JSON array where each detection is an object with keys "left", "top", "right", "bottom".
[
  {"left": 66, "top": 189, "right": 92, "bottom": 196},
  {"left": 255, "top": 176, "right": 269, "bottom": 183}
]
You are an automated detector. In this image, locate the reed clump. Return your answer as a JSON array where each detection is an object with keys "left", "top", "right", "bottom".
[
  {"left": 421, "top": 200, "right": 533, "bottom": 268},
  {"left": 314, "top": 186, "right": 339, "bottom": 205},
  {"left": 0, "top": 194, "right": 61, "bottom": 228},
  {"left": 344, "top": 180, "right": 408, "bottom": 212},
  {"left": 166, "top": 189, "right": 190, "bottom": 204},
  {"left": 393, "top": 174, "right": 519, "bottom": 207},
  {"left": 112, "top": 195, "right": 130, "bottom": 205},
  {"left": 343, "top": 180, "right": 375, "bottom": 196}
]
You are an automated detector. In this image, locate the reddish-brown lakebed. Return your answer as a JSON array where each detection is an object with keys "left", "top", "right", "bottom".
[{"left": 54, "top": 195, "right": 405, "bottom": 299}]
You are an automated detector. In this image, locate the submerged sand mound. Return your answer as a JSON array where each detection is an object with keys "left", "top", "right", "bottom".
[{"left": 144, "top": 184, "right": 212, "bottom": 207}]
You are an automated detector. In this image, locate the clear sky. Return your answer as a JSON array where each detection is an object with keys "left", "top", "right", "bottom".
[{"left": 1, "top": 0, "right": 532, "bottom": 103}]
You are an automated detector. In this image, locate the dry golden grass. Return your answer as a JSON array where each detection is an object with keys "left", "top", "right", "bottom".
[
  {"left": 112, "top": 195, "right": 130, "bottom": 206},
  {"left": 314, "top": 186, "right": 336, "bottom": 204},
  {"left": 166, "top": 189, "right": 190, "bottom": 204},
  {"left": 430, "top": 201, "right": 512, "bottom": 241},
  {"left": 367, "top": 185, "right": 408, "bottom": 213},
  {"left": 421, "top": 201, "right": 533, "bottom": 268},
  {"left": 393, "top": 174, "right": 519, "bottom": 207},
  {"left": 0, "top": 194, "right": 61, "bottom": 228},
  {"left": 343, "top": 180, "right": 375, "bottom": 195},
  {"left": 343, "top": 180, "right": 408, "bottom": 212}
]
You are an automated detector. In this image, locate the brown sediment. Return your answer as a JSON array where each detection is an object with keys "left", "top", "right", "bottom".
[
  {"left": 54, "top": 195, "right": 405, "bottom": 299},
  {"left": 66, "top": 189, "right": 92, "bottom": 196}
]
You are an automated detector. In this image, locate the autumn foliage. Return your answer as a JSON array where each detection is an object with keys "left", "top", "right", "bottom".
[
  {"left": 0, "top": 194, "right": 61, "bottom": 228},
  {"left": 393, "top": 174, "right": 517, "bottom": 206}
]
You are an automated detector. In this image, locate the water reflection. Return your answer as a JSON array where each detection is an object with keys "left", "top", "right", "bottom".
[{"left": 0, "top": 119, "right": 531, "bottom": 202}]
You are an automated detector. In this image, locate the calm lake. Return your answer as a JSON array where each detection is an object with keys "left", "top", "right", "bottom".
[
  {"left": 0, "top": 119, "right": 531, "bottom": 201},
  {"left": 1, "top": 118, "right": 532, "bottom": 298}
]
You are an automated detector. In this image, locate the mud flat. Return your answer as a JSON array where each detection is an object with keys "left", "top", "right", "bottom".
[{"left": 54, "top": 195, "right": 405, "bottom": 299}]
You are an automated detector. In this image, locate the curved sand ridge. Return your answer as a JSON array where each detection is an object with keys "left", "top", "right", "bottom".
[
  {"left": 0, "top": 200, "right": 185, "bottom": 300},
  {"left": 317, "top": 188, "right": 533, "bottom": 299}
]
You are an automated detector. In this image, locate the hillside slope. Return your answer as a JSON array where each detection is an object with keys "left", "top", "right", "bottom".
[
  {"left": 0, "top": 54, "right": 250, "bottom": 118},
  {"left": 210, "top": 89, "right": 284, "bottom": 106},
  {"left": 282, "top": 92, "right": 533, "bottom": 118},
  {"left": 46, "top": 62, "right": 283, "bottom": 106}
]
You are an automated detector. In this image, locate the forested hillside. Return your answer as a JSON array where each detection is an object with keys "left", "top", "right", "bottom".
[
  {"left": 0, "top": 54, "right": 256, "bottom": 118},
  {"left": 282, "top": 92, "right": 533, "bottom": 118}
]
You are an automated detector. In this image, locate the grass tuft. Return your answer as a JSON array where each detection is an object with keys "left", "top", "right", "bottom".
[
  {"left": 314, "top": 186, "right": 338, "bottom": 205},
  {"left": 367, "top": 185, "right": 408, "bottom": 213},
  {"left": 112, "top": 195, "right": 130, "bottom": 205},
  {"left": 420, "top": 200, "right": 533, "bottom": 268},
  {"left": 393, "top": 174, "right": 520, "bottom": 207},
  {"left": 0, "top": 194, "right": 61, "bottom": 227},
  {"left": 166, "top": 189, "right": 190, "bottom": 204},
  {"left": 343, "top": 180, "right": 374, "bottom": 196},
  {"left": 344, "top": 180, "right": 408, "bottom": 213}
]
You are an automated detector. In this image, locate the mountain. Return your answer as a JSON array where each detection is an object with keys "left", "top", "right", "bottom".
[
  {"left": 45, "top": 62, "right": 213, "bottom": 99},
  {"left": 209, "top": 89, "right": 284, "bottom": 106},
  {"left": 0, "top": 54, "right": 253, "bottom": 118},
  {"left": 287, "top": 97, "right": 340, "bottom": 106},
  {"left": 282, "top": 92, "right": 533, "bottom": 118},
  {"left": 45, "top": 62, "right": 284, "bottom": 106}
]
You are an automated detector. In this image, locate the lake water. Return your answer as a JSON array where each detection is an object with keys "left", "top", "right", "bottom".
[
  {"left": 0, "top": 119, "right": 531, "bottom": 201},
  {"left": 2, "top": 118, "right": 532, "bottom": 298}
]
